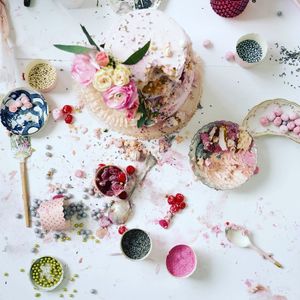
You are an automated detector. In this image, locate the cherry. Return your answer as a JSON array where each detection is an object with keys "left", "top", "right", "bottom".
[
  {"left": 118, "top": 225, "right": 127, "bottom": 235},
  {"left": 118, "top": 172, "right": 126, "bottom": 183},
  {"left": 126, "top": 165, "right": 136, "bottom": 175},
  {"left": 175, "top": 193, "right": 185, "bottom": 203},
  {"left": 167, "top": 195, "right": 176, "bottom": 205},
  {"left": 62, "top": 105, "right": 73, "bottom": 114},
  {"left": 159, "top": 219, "right": 169, "bottom": 229},
  {"left": 98, "top": 164, "right": 106, "bottom": 169},
  {"left": 170, "top": 204, "right": 180, "bottom": 214},
  {"left": 118, "top": 191, "right": 128, "bottom": 200},
  {"left": 179, "top": 202, "right": 186, "bottom": 210},
  {"left": 64, "top": 114, "right": 73, "bottom": 124}
]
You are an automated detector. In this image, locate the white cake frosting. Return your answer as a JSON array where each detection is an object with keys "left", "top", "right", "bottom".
[{"left": 105, "top": 10, "right": 191, "bottom": 83}]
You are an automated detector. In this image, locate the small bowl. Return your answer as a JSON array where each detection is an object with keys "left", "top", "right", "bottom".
[
  {"left": 0, "top": 87, "right": 49, "bottom": 136},
  {"left": 166, "top": 244, "right": 197, "bottom": 278},
  {"left": 94, "top": 165, "right": 128, "bottom": 197},
  {"left": 29, "top": 256, "right": 64, "bottom": 292},
  {"left": 25, "top": 59, "right": 57, "bottom": 92},
  {"left": 120, "top": 228, "right": 152, "bottom": 261},
  {"left": 235, "top": 33, "right": 268, "bottom": 68}
]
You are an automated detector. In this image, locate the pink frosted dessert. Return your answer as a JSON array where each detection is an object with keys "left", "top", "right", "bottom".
[
  {"left": 166, "top": 245, "right": 197, "bottom": 278},
  {"left": 105, "top": 10, "right": 196, "bottom": 126}
]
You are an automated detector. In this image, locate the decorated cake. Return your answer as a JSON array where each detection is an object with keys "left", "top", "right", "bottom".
[{"left": 77, "top": 10, "right": 202, "bottom": 139}]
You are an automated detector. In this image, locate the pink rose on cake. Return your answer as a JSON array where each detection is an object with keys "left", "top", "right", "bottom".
[
  {"left": 95, "top": 51, "right": 110, "bottom": 67},
  {"left": 102, "top": 80, "right": 138, "bottom": 113},
  {"left": 71, "top": 54, "right": 99, "bottom": 86},
  {"left": 93, "top": 67, "right": 114, "bottom": 92}
]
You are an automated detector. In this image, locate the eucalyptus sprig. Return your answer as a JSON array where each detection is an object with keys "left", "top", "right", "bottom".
[{"left": 123, "top": 41, "right": 151, "bottom": 65}]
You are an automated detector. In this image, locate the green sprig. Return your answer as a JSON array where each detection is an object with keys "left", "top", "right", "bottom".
[{"left": 123, "top": 41, "right": 151, "bottom": 65}]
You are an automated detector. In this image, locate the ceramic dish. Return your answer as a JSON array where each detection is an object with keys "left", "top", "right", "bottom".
[
  {"left": 0, "top": 88, "right": 49, "bottom": 136},
  {"left": 189, "top": 120, "right": 257, "bottom": 190}
]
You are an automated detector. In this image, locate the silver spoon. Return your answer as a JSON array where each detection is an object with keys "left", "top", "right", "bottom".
[{"left": 225, "top": 225, "right": 283, "bottom": 269}]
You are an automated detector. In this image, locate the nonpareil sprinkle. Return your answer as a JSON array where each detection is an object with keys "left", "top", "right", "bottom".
[{"left": 236, "top": 39, "right": 263, "bottom": 63}]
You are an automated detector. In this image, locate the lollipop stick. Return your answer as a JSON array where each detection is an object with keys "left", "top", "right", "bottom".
[{"left": 20, "top": 161, "right": 31, "bottom": 227}]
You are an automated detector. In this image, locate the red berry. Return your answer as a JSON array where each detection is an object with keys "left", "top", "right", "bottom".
[
  {"left": 118, "top": 172, "right": 126, "bottom": 183},
  {"left": 170, "top": 204, "right": 180, "bottom": 214},
  {"left": 126, "top": 165, "right": 136, "bottom": 175},
  {"left": 175, "top": 193, "right": 185, "bottom": 203},
  {"left": 159, "top": 219, "right": 169, "bottom": 229},
  {"left": 98, "top": 164, "right": 106, "bottom": 169},
  {"left": 64, "top": 114, "right": 73, "bottom": 124},
  {"left": 62, "top": 105, "right": 73, "bottom": 114},
  {"left": 118, "top": 225, "right": 127, "bottom": 235},
  {"left": 179, "top": 202, "right": 186, "bottom": 210},
  {"left": 167, "top": 195, "right": 176, "bottom": 205},
  {"left": 118, "top": 191, "right": 128, "bottom": 200}
]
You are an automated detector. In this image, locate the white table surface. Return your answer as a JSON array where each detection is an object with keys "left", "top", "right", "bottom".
[{"left": 1, "top": 0, "right": 300, "bottom": 299}]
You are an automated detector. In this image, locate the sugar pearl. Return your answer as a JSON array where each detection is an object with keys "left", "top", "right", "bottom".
[
  {"left": 266, "top": 112, "right": 276, "bottom": 122},
  {"left": 295, "top": 118, "right": 300, "bottom": 126},
  {"left": 280, "top": 113, "right": 289, "bottom": 121},
  {"left": 279, "top": 125, "right": 288, "bottom": 133},
  {"left": 287, "top": 122, "right": 295, "bottom": 130},
  {"left": 293, "top": 126, "right": 300, "bottom": 134},
  {"left": 289, "top": 112, "right": 299, "bottom": 120},
  {"left": 260, "top": 116, "right": 269, "bottom": 126},
  {"left": 274, "top": 107, "right": 283, "bottom": 116},
  {"left": 273, "top": 117, "right": 282, "bottom": 126}
]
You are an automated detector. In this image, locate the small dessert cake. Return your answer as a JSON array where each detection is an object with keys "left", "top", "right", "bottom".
[
  {"left": 82, "top": 10, "right": 202, "bottom": 139},
  {"left": 189, "top": 121, "right": 257, "bottom": 190}
]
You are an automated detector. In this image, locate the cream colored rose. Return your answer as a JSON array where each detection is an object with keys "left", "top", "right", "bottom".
[
  {"left": 112, "top": 64, "right": 131, "bottom": 86},
  {"left": 93, "top": 67, "right": 114, "bottom": 92}
]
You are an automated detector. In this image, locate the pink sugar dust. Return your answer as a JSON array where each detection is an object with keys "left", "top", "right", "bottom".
[{"left": 166, "top": 245, "right": 197, "bottom": 278}]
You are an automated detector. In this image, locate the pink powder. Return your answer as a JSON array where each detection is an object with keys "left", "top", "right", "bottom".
[{"left": 166, "top": 245, "right": 197, "bottom": 277}]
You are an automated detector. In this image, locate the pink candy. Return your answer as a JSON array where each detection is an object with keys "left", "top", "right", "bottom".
[
  {"left": 273, "top": 117, "right": 282, "bottom": 127},
  {"left": 52, "top": 108, "right": 63, "bottom": 121},
  {"left": 15, "top": 100, "right": 22, "bottom": 108},
  {"left": 260, "top": 116, "right": 269, "bottom": 127},
  {"left": 75, "top": 169, "right": 85, "bottom": 178},
  {"left": 289, "top": 112, "right": 299, "bottom": 120},
  {"left": 293, "top": 126, "right": 300, "bottom": 134},
  {"left": 225, "top": 51, "right": 235, "bottom": 61},
  {"left": 295, "top": 118, "right": 300, "bottom": 126},
  {"left": 280, "top": 113, "right": 289, "bottom": 121},
  {"left": 20, "top": 95, "right": 30, "bottom": 104},
  {"left": 8, "top": 104, "right": 18, "bottom": 113},
  {"left": 266, "top": 112, "right": 276, "bottom": 122},
  {"left": 287, "top": 121, "right": 295, "bottom": 130},
  {"left": 203, "top": 39, "right": 213, "bottom": 48},
  {"left": 23, "top": 102, "right": 33, "bottom": 109},
  {"left": 279, "top": 125, "right": 288, "bottom": 133},
  {"left": 274, "top": 107, "right": 283, "bottom": 116}
]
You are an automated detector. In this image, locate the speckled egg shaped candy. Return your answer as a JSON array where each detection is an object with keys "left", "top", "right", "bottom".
[{"left": 210, "top": 0, "right": 250, "bottom": 18}]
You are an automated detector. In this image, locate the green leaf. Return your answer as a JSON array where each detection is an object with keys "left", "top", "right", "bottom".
[
  {"left": 80, "top": 24, "right": 100, "bottom": 51},
  {"left": 54, "top": 44, "right": 93, "bottom": 54},
  {"left": 123, "top": 40, "right": 151, "bottom": 65},
  {"left": 137, "top": 115, "right": 147, "bottom": 128}
]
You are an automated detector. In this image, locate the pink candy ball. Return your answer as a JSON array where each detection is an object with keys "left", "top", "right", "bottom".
[
  {"left": 15, "top": 100, "right": 22, "bottom": 108},
  {"left": 273, "top": 117, "right": 282, "bottom": 127},
  {"left": 203, "top": 39, "right": 213, "bottom": 48},
  {"left": 8, "top": 104, "right": 18, "bottom": 113},
  {"left": 260, "top": 116, "right": 269, "bottom": 127},
  {"left": 20, "top": 95, "right": 30, "bottom": 104},
  {"left": 293, "top": 126, "right": 300, "bottom": 134},
  {"left": 23, "top": 102, "right": 33, "bottom": 109},
  {"left": 274, "top": 107, "right": 283, "bottom": 116},
  {"left": 289, "top": 112, "right": 299, "bottom": 120},
  {"left": 287, "top": 121, "right": 295, "bottom": 130},
  {"left": 279, "top": 125, "right": 288, "bottom": 133},
  {"left": 52, "top": 108, "right": 63, "bottom": 121},
  {"left": 75, "top": 169, "right": 85, "bottom": 178},
  {"left": 225, "top": 51, "right": 235, "bottom": 61},
  {"left": 266, "top": 112, "right": 276, "bottom": 122},
  {"left": 295, "top": 118, "right": 300, "bottom": 126},
  {"left": 281, "top": 113, "right": 289, "bottom": 121}
]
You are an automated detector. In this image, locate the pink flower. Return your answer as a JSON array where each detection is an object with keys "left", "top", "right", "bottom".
[
  {"left": 102, "top": 80, "right": 138, "bottom": 113},
  {"left": 95, "top": 51, "right": 109, "bottom": 67},
  {"left": 71, "top": 54, "right": 98, "bottom": 86}
]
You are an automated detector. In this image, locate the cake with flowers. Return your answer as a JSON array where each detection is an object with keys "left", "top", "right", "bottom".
[{"left": 59, "top": 10, "right": 202, "bottom": 139}]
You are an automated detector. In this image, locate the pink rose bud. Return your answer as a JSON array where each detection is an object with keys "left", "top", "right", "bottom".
[
  {"left": 75, "top": 169, "right": 85, "bottom": 178},
  {"left": 287, "top": 121, "right": 295, "bottom": 130},
  {"left": 273, "top": 117, "right": 282, "bottom": 126},
  {"left": 8, "top": 104, "right": 18, "bottom": 113},
  {"left": 266, "top": 112, "right": 276, "bottom": 122},
  {"left": 15, "top": 100, "right": 22, "bottom": 108},
  {"left": 293, "top": 126, "right": 300, "bottom": 134},
  {"left": 295, "top": 118, "right": 300, "bottom": 126},
  {"left": 20, "top": 95, "right": 30, "bottom": 104},
  {"left": 280, "top": 113, "right": 289, "bottom": 121},
  {"left": 95, "top": 51, "right": 110, "bottom": 67},
  {"left": 260, "top": 116, "right": 269, "bottom": 127},
  {"left": 274, "top": 107, "right": 283, "bottom": 116},
  {"left": 279, "top": 125, "right": 288, "bottom": 133},
  {"left": 289, "top": 112, "right": 299, "bottom": 120},
  {"left": 203, "top": 39, "right": 213, "bottom": 48},
  {"left": 52, "top": 108, "right": 63, "bottom": 121},
  {"left": 225, "top": 51, "right": 235, "bottom": 61}
]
